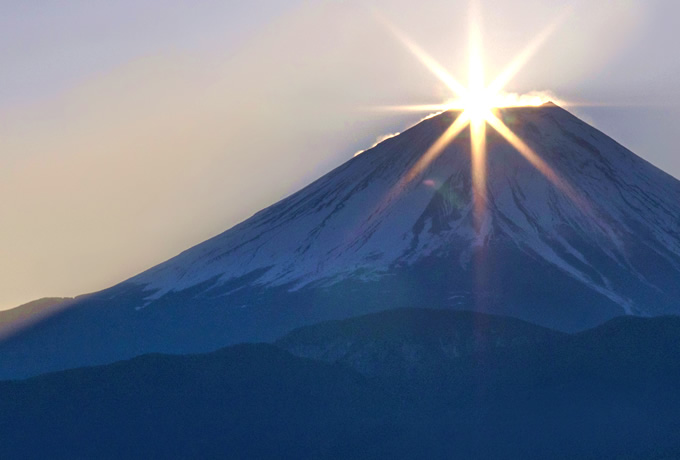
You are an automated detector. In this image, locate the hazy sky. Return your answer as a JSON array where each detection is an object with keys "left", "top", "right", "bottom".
[{"left": 1, "top": 0, "right": 679, "bottom": 310}]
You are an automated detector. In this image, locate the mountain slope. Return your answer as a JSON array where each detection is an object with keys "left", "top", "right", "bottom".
[
  {"left": 1, "top": 103, "right": 680, "bottom": 379},
  {"left": 276, "top": 308, "right": 564, "bottom": 378},
  {"left": 0, "top": 344, "right": 403, "bottom": 459},
  {"left": 131, "top": 102, "right": 680, "bottom": 317},
  {"left": 2, "top": 311, "right": 680, "bottom": 459},
  {"left": 0, "top": 297, "right": 72, "bottom": 328}
]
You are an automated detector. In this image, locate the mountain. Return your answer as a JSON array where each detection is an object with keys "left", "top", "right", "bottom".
[
  {"left": 2, "top": 309, "right": 680, "bottom": 459},
  {"left": 276, "top": 308, "right": 564, "bottom": 378},
  {"left": 2, "top": 103, "right": 680, "bottom": 379},
  {"left": 0, "top": 297, "right": 72, "bottom": 328},
  {"left": 0, "top": 344, "right": 401, "bottom": 460},
  {"left": 0, "top": 297, "right": 74, "bottom": 338}
]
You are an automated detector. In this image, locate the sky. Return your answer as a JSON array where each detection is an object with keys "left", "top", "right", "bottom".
[{"left": 1, "top": 0, "right": 679, "bottom": 310}]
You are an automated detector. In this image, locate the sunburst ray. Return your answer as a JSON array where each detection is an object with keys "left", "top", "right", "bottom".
[
  {"left": 371, "top": 3, "right": 591, "bottom": 231},
  {"left": 470, "top": 115, "right": 487, "bottom": 229},
  {"left": 377, "top": 16, "right": 468, "bottom": 98},
  {"left": 484, "top": 111, "right": 590, "bottom": 212},
  {"left": 402, "top": 111, "right": 470, "bottom": 186},
  {"left": 365, "top": 104, "right": 453, "bottom": 113},
  {"left": 486, "top": 9, "right": 571, "bottom": 95}
]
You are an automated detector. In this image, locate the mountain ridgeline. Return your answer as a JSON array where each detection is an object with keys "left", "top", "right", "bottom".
[
  {"left": 1, "top": 103, "right": 680, "bottom": 379},
  {"left": 2, "top": 309, "right": 680, "bottom": 459}
]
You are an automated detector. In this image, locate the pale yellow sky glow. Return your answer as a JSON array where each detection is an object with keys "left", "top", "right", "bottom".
[{"left": 1, "top": 0, "right": 677, "bottom": 310}]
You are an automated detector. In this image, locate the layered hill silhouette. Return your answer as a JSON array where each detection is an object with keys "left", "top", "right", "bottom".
[
  {"left": 2, "top": 309, "right": 679, "bottom": 459},
  {"left": 2, "top": 103, "right": 680, "bottom": 379}
]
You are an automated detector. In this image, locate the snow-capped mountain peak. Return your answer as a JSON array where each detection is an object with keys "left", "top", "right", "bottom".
[{"left": 2, "top": 103, "right": 680, "bottom": 380}]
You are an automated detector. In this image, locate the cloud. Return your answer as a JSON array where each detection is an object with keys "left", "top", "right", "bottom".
[{"left": 354, "top": 132, "right": 401, "bottom": 156}]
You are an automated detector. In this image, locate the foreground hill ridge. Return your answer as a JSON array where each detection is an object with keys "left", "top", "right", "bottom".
[
  {"left": 276, "top": 308, "right": 565, "bottom": 376},
  {"left": 2, "top": 103, "right": 680, "bottom": 380},
  {"left": 7, "top": 307, "right": 680, "bottom": 381},
  {"left": 2, "top": 309, "right": 680, "bottom": 459}
]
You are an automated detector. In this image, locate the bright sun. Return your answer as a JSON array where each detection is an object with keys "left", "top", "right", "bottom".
[{"left": 378, "top": 5, "right": 583, "bottom": 231}]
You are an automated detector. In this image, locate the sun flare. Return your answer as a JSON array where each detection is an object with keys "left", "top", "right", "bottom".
[{"left": 378, "top": 5, "right": 582, "bottom": 232}]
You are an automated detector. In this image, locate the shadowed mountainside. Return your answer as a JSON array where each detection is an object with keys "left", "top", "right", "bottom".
[
  {"left": 2, "top": 309, "right": 679, "bottom": 459},
  {"left": 0, "top": 297, "right": 72, "bottom": 325}
]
